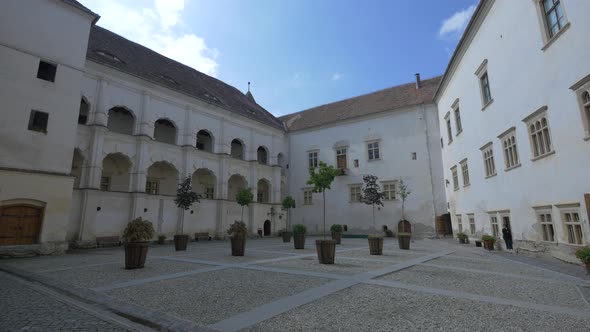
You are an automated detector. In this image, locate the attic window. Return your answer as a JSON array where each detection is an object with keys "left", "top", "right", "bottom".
[
  {"left": 203, "top": 93, "right": 220, "bottom": 103},
  {"left": 95, "top": 50, "right": 122, "bottom": 63},
  {"left": 159, "top": 74, "right": 177, "bottom": 85},
  {"left": 247, "top": 109, "right": 256, "bottom": 115}
]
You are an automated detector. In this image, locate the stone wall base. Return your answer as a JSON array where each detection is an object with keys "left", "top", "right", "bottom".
[
  {"left": 0, "top": 242, "right": 68, "bottom": 258},
  {"left": 514, "top": 240, "right": 582, "bottom": 265}
]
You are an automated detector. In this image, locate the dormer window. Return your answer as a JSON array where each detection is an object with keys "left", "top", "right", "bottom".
[
  {"left": 203, "top": 93, "right": 220, "bottom": 103},
  {"left": 158, "top": 74, "right": 178, "bottom": 85},
  {"left": 95, "top": 50, "right": 123, "bottom": 63},
  {"left": 247, "top": 109, "right": 256, "bottom": 115}
]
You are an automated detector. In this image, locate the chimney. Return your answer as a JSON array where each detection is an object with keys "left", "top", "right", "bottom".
[{"left": 415, "top": 73, "right": 421, "bottom": 89}]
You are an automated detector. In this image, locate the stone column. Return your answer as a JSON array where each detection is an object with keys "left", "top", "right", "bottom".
[
  {"left": 82, "top": 126, "right": 107, "bottom": 189},
  {"left": 91, "top": 79, "right": 109, "bottom": 127},
  {"left": 138, "top": 92, "right": 152, "bottom": 137}
]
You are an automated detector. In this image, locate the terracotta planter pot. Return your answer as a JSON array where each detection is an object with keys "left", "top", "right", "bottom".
[
  {"left": 331, "top": 232, "right": 342, "bottom": 244},
  {"left": 294, "top": 234, "right": 305, "bottom": 249},
  {"left": 282, "top": 231, "right": 292, "bottom": 243},
  {"left": 174, "top": 235, "right": 189, "bottom": 251},
  {"left": 124, "top": 241, "right": 150, "bottom": 269},
  {"left": 316, "top": 239, "right": 336, "bottom": 264},
  {"left": 398, "top": 235, "right": 411, "bottom": 250},
  {"left": 231, "top": 237, "right": 246, "bottom": 256},
  {"left": 368, "top": 237, "right": 383, "bottom": 255},
  {"left": 483, "top": 239, "right": 495, "bottom": 250}
]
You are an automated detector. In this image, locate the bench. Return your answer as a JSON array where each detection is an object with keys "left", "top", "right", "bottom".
[
  {"left": 96, "top": 236, "right": 121, "bottom": 247},
  {"left": 194, "top": 232, "right": 211, "bottom": 242}
]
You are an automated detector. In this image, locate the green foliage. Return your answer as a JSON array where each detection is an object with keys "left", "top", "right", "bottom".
[
  {"left": 456, "top": 232, "right": 468, "bottom": 240},
  {"left": 158, "top": 235, "right": 166, "bottom": 241},
  {"left": 174, "top": 176, "right": 200, "bottom": 210},
  {"left": 330, "top": 224, "right": 343, "bottom": 233},
  {"left": 397, "top": 179, "right": 411, "bottom": 220},
  {"left": 293, "top": 224, "right": 307, "bottom": 235},
  {"left": 236, "top": 188, "right": 254, "bottom": 207},
  {"left": 282, "top": 196, "right": 296, "bottom": 209},
  {"left": 361, "top": 175, "right": 385, "bottom": 207},
  {"left": 227, "top": 221, "right": 247, "bottom": 238},
  {"left": 481, "top": 235, "right": 496, "bottom": 243},
  {"left": 307, "top": 161, "right": 340, "bottom": 193},
  {"left": 122, "top": 217, "right": 155, "bottom": 242},
  {"left": 575, "top": 246, "right": 590, "bottom": 263}
]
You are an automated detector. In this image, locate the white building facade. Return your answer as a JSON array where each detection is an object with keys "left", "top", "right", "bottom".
[{"left": 435, "top": 0, "right": 590, "bottom": 261}]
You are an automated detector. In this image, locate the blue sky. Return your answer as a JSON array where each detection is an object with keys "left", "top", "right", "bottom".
[{"left": 79, "top": 0, "right": 478, "bottom": 116}]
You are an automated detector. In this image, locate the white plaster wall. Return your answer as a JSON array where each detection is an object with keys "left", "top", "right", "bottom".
[{"left": 436, "top": 0, "right": 590, "bottom": 253}]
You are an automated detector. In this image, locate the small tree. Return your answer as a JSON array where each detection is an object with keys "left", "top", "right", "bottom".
[
  {"left": 307, "top": 161, "right": 340, "bottom": 239},
  {"left": 361, "top": 175, "right": 385, "bottom": 230},
  {"left": 282, "top": 196, "right": 296, "bottom": 231},
  {"left": 236, "top": 188, "right": 254, "bottom": 222},
  {"left": 397, "top": 179, "right": 411, "bottom": 221},
  {"left": 174, "top": 176, "right": 200, "bottom": 233}
]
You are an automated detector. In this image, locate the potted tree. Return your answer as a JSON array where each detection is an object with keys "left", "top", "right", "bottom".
[
  {"left": 122, "top": 217, "right": 155, "bottom": 269},
  {"left": 368, "top": 234, "right": 384, "bottom": 255},
  {"left": 282, "top": 196, "right": 296, "bottom": 243},
  {"left": 174, "top": 176, "right": 200, "bottom": 251},
  {"left": 360, "top": 175, "right": 386, "bottom": 231},
  {"left": 457, "top": 232, "right": 468, "bottom": 244},
  {"left": 157, "top": 235, "right": 166, "bottom": 245},
  {"left": 227, "top": 221, "right": 247, "bottom": 256},
  {"left": 575, "top": 246, "right": 590, "bottom": 274},
  {"left": 330, "top": 224, "right": 343, "bottom": 244},
  {"left": 397, "top": 179, "right": 412, "bottom": 250},
  {"left": 293, "top": 224, "right": 307, "bottom": 249},
  {"left": 307, "top": 161, "right": 340, "bottom": 264},
  {"left": 236, "top": 187, "right": 254, "bottom": 226},
  {"left": 482, "top": 235, "right": 496, "bottom": 250}
]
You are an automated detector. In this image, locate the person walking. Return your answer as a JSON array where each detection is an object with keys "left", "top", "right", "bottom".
[{"left": 502, "top": 224, "right": 513, "bottom": 251}]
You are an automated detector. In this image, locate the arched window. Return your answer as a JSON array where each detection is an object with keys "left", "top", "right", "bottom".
[
  {"left": 257, "top": 146, "right": 268, "bottom": 165},
  {"left": 583, "top": 91, "right": 590, "bottom": 132},
  {"left": 101, "top": 153, "right": 132, "bottom": 192},
  {"left": 146, "top": 161, "right": 178, "bottom": 195},
  {"left": 154, "top": 119, "right": 176, "bottom": 144},
  {"left": 231, "top": 139, "right": 244, "bottom": 159},
  {"left": 192, "top": 168, "right": 216, "bottom": 199},
  {"left": 107, "top": 107, "right": 134, "bottom": 135},
  {"left": 78, "top": 98, "right": 89, "bottom": 125},
  {"left": 71, "top": 149, "right": 84, "bottom": 188},
  {"left": 257, "top": 179, "right": 270, "bottom": 203},
  {"left": 228, "top": 174, "right": 247, "bottom": 200},
  {"left": 196, "top": 130, "right": 213, "bottom": 152}
]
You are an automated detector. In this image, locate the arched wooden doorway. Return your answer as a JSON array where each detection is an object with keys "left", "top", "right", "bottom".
[
  {"left": 0, "top": 205, "right": 43, "bottom": 245},
  {"left": 263, "top": 220, "right": 271, "bottom": 236}
]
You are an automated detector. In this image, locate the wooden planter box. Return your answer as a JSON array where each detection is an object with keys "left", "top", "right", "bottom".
[
  {"left": 282, "top": 231, "right": 292, "bottom": 243},
  {"left": 294, "top": 234, "right": 305, "bottom": 249},
  {"left": 483, "top": 239, "right": 495, "bottom": 250},
  {"left": 368, "top": 237, "right": 383, "bottom": 255},
  {"left": 331, "top": 232, "right": 342, "bottom": 244},
  {"left": 124, "top": 241, "right": 150, "bottom": 269},
  {"left": 316, "top": 239, "right": 336, "bottom": 264},
  {"left": 174, "top": 235, "right": 189, "bottom": 251},
  {"left": 231, "top": 237, "right": 246, "bottom": 256}
]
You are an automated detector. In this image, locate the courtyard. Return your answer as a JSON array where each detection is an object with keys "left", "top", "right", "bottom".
[{"left": 1, "top": 237, "right": 590, "bottom": 331}]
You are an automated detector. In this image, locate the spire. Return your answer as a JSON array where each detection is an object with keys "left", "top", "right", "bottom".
[{"left": 245, "top": 81, "right": 256, "bottom": 102}]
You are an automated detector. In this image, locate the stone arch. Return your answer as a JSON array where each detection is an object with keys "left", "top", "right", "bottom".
[
  {"left": 257, "top": 146, "right": 269, "bottom": 165},
  {"left": 192, "top": 168, "right": 216, "bottom": 199},
  {"left": 228, "top": 174, "right": 248, "bottom": 201},
  {"left": 107, "top": 106, "right": 135, "bottom": 135},
  {"left": 257, "top": 178, "right": 270, "bottom": 203},
  {"left": 78, "top": 97, "right": 89, "bottom": 125},
  {"left": 71, "top": 148, "right": 85, "bottom": 189},
  {"left": 154, "top": 118, "right": 177, "bottom": 144},
  {"left": 196, "top": 129, "right": 214, "bottom": 152},
  {"left": 264, "top": 220, "right": 271, "bottom": 236},
  {"left": 101, "top": 153, "right": 132, "bottom": 192},
  {"left": 146, "top": 161, "right": 179, "bottom": 195},
  {"left": 231, "top": 139, "right": 245, "bottom": 160},
  {"left": 0, "top": 200, "right": 46, "bottom": 245}
]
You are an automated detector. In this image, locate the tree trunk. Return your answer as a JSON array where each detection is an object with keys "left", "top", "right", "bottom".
[
  {"left": 372, "top": 204, "right": 375, "bottom": 229},
  {"left": 241, "top": 205, "right": 244, "bottom": 222},
  {"left": 177, "top": 208, "right": 185, "bottom": 234},
  {"left": 323, "top": 191, "right": 326, "bottom": 239}
]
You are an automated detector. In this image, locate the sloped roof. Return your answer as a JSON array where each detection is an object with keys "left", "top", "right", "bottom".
[
  {"left": 280, "top": 76, "right": 441, "bottom": 132},
  {"left": 60, "top": 0, "right": 100, "bottom": 23},
  {"left": 86, "top": 26, "right": 284, "bottom": 130}
]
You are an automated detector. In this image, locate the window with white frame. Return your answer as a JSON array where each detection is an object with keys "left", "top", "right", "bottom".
[
  {"left": 451, "top": 166, "right": 459, "bottom": 191},
  {"left": 542, "top": 0, "right": 566, "bottom": 38},
  {"left": 559, "top": 206, "right": 584, "bottom": 245},
  {"left": 460, "top": 159, "right": 470, "bottom": 186},
  {"left": 308, "top": 151, "right": 318, "bottom": 168},
  {"left": 336, "top": 147, "right": 347, "bottom": 169},
  {"left": 205, "top": 187, "right": 214, "bottom": 199},
  {"left": 490, "top": 215, "right": 499, "bottom": 238},
  {"left": 454, "top": 107, "right": 463, "bottom": 134},
  {"left": 303, "top": 189, "right": 313, "bottom": 205},
  {"left": 367, "top": 141, "right": 380, "bottom": 160},
  {"left": 382, "top": 182, "right": 397, "bottom": 200},
  {"left": 523, "top": 106, "right": 553, "bottom": 159},
  {"left": 535, "top": 208, "right": 555, "bottom": 242},
  {"left": 445, "top": 112, "right": 453, "bottom": 144},
  {"left": 572, "top": 80, "right": 590, "bottom": 137},
  {"left": 100, "top": 176, "right": 110, "bottom": 191},
  {"left": 582, "top": 91, "right": 590, "bottom": 136},
  {"left": 481, "top": 143, "right": 496, "bottom": 178},
  {"left": 468, "top": 214, "right": 475, "bottom": 234},
  {"left": 349, "top": 184, "right": 362, "bottom": 202},
  {"left": 146, "top": 178, "right": 159, "bottom": 195},
  {"left": 475, "top": 59, "right": 492, "bottom": 107},
  {"left": 498, "top": 128, "right": 520, "bottom": 170},
  {"left": 456, "top": 215, "right": 463, "bottom": 233}
]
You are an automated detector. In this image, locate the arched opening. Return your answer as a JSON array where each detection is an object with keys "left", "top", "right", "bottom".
[
  {"left": 280, "top": 180, "right": 286, "bottom": 200},
  {"left": 101, "top": 153, "right": 132, "bottom": 192},
  {"left": 71, "top": 149, "right": 84, "bottom": 189},
  {"left": 0, "top": 204, "right": 44, "bottom": 245},
  {"left": 196, "top": 130, "right": 213, "bottom": 152},
  {"left": 78, "top": 98, "right": 89, "bottom": 125},
  {"left": 257, "top": 146, "right": 268, "bottom": 165},
  {"left": 257, "top": 179, "right": 270, "bottom": 203},
  {"left": 264, "top": 220, "right": 271, "bottom": 236},
  {"left": 146, "top": 161, "right": 178, "bottom": 196},
  {"left": 192, "top": 168, "right": 216, "bottom": 199},
  {"left": 277, "top": 153, "right": 285, "bottom": 167},
  {"left": 107, "top": 107, "right": 134, "bottom": 135},
  {"left": 228, "top": 174, "right": 247, "bottom": 201},
  {"left": 154, "top": 119, "right": 176, "bottom": 144},
  {"left": 231, "top": 139, "right": 244, "bottom": 160}
]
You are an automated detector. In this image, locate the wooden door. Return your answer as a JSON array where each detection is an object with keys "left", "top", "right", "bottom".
[
  {"left": 263, "top": 220, "right": 271, "bottom": 236},
  {"left": 0, "top": 205, "right": 43, "bottom": 245}
]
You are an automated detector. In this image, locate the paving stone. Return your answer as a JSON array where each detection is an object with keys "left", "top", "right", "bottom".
[
  {"left": 259, "top": 256, "right": 393, "bottom": 275},
  {"left": 426, "top": 255, "right": 554, "bottom": 278}
]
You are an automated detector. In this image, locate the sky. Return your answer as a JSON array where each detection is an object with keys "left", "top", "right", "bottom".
[{"left": 79, "top": 0, "right": 478, "bottom": 117}]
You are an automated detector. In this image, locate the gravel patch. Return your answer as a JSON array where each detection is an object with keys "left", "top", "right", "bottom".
[
  {"left": 245, "top": 284, "right": 590, "bottom": 332},
  {"left": 259, "top": 256, "right": 392, "bottom": 275},
  {"left": 427, "top": 255, "right": 548, "bottom": 278},
  {"left": 377, "top": 265, "right": 587, "bottom": 308},
  {"left": 107, "top": 268, "right": 330, "bottom": 325}
]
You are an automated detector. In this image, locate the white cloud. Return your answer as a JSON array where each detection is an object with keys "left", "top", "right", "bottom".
[
  {"left": 439, "top": 5, "right": 476, "bottom": 39},
  {"left": 80, "top": 0, "right": 219, "bottom": 76},
  {"left": 331, "top": 73, "right": 342, "bottom": 81}
]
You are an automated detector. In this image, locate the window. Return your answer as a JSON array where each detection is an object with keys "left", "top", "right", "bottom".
[
  {"left": 542, "top": 0, "right": 566, "bottom": 38},
  {"left": 349, "top": 184, "right": 362, "bottom": 202},
  {"left": 100, "top": 176, "right": 110, "bottom": 191},
  {"left": 28, "top": 110, "right": 48, "bottom": 133},
  {"left": 468, "top": 214, "right": 475, "bottom": 234},
  {"left": 456, "top": 215, "right": 463, "bottom": 233},
  {"left": 445, "top": 112, "right": 452, "bottom": 144},
  {"left": 257, "top": 192, "right": 264, "bottom": 202},
  {"left": 411, "top": 152, "right": 417, "bottom": 160},
  {"left": 582, "top": 91, "right": 590, "bottom": 136},
  {"left": 146, "top": 178, "right": 159, "bottom": 195},
  {"left": 481, "top": 143, "right": 496, "bottom": 178},
  {"left": 475, "top": 60, "right": 492, "bottom": 108},
  {"left": 79, "top": 98, "right": 89, "bottom": 125},
  {"left": 353, "top": 159, "right": 359, "bottom": 168},
  {"left": 336, "top": 147, "right": 347, "bottom": 169},
  {"left": 561, "top": 208, "right": 584, "bottom": 245},
  {"left": 37, "top": 60, "right": 57, "bottom": 82},
  {"left": 308, "top": 151, "right": 318, "bottom": 168},
  {"left": 367, "top": 142, "right": 380, "bottom": 160},
  {"left": 498, "top": 128, "right": 520, "bottom": 170},
  {"left": 205, "top": 187, "right": 214, "bottom": 199},
  {"left": 382, "top": 182, "right": 397, "bottom": 200},
  {"left": 454, "top": 108, "right": 463, "bottom": 134},
  {"left": 460, "top": 159, "right": 470, "bottom": 186},
  {"left": 535, "top": 209, "right": 555, "bottom": 242},
  {"left": 573, "top": 81, "right": 590, "bottom": 137},
  {"left": 490, "top": 215, "right": 499, "bottom": 238},
  {"left": 451, "top": 166, "right": 459, "bottom": 191},
  {"left": 303, "top": 189, "right": 313, "bottom": 205},
  {"left": 523, "top": 107, "right": 553, "bottom": 159}
]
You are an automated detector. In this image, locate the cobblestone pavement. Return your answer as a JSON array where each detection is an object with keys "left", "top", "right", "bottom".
[{"left": 1, "top": 237, "right": 589, "bottom": 332}]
